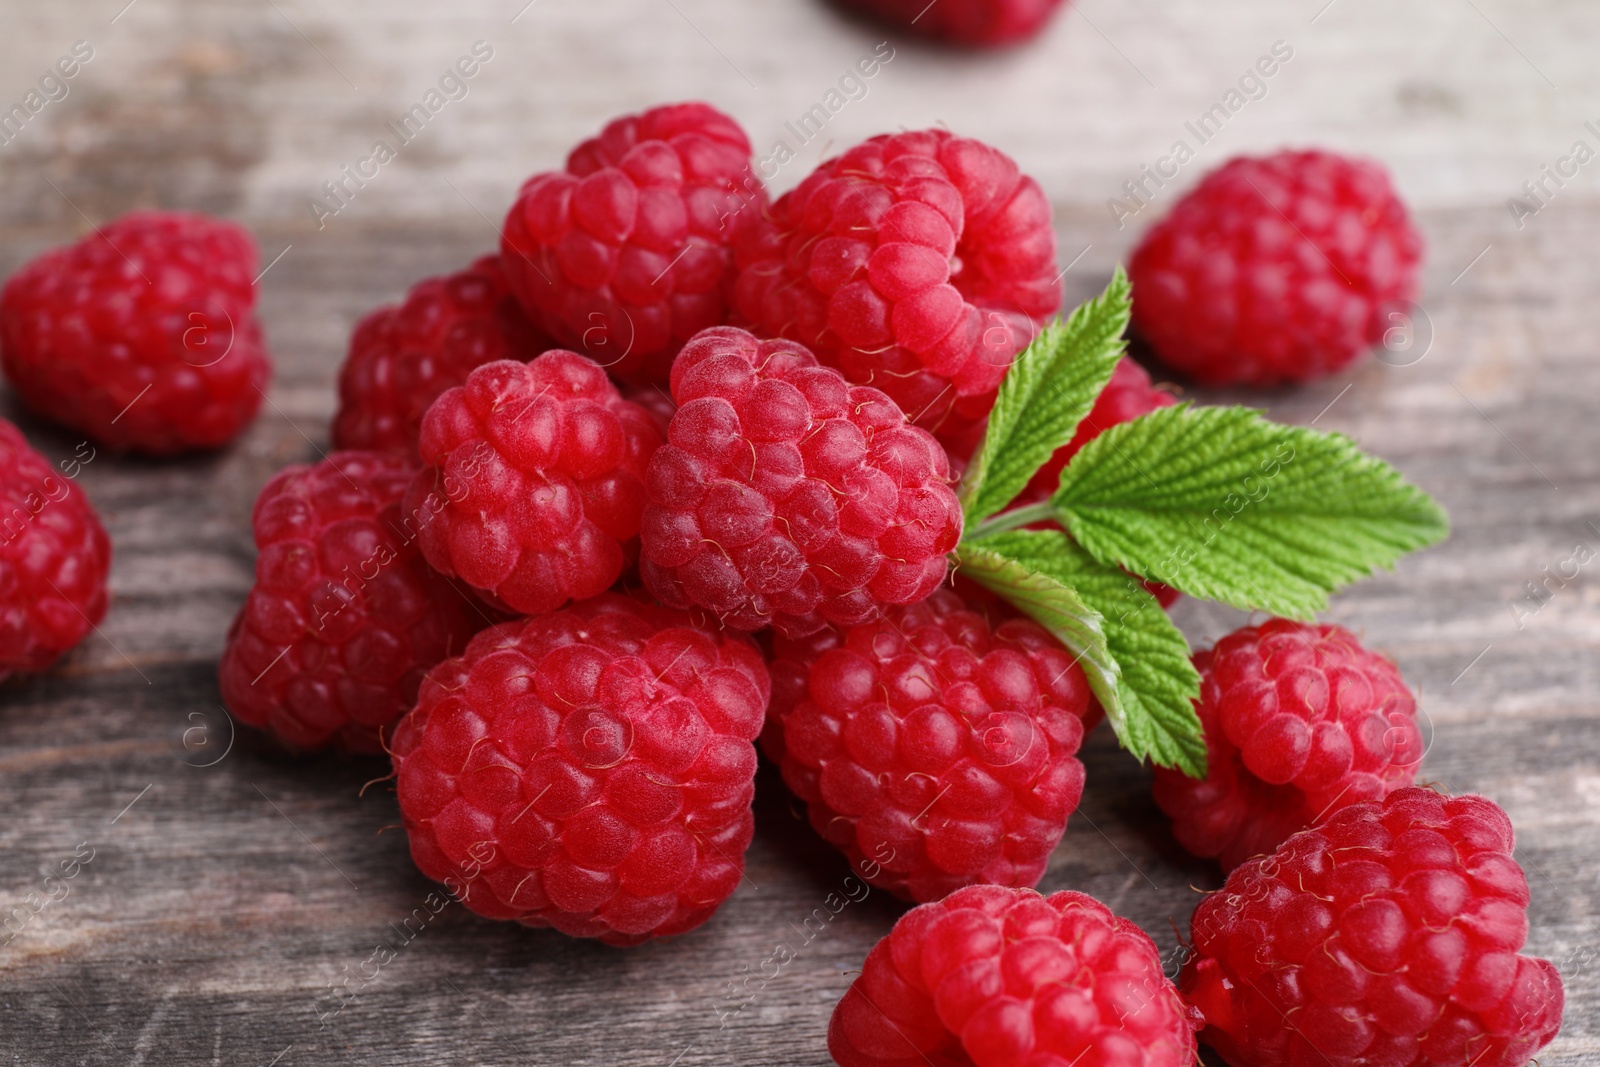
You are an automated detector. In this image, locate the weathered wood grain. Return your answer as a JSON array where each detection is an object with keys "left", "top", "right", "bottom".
[{"left": 2, "top": 0, "right": 1598, "bottom": 1064}]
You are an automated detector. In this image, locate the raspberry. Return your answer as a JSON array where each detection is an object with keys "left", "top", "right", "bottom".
[
  {"left": 829, "top": 884, "right": 1201, "bottom": 1067},
  {"left": 218, "top": 451, "right": 482, "bottom": 752},
  {"left": 332, "top": 256, "right": 553, "bottom": 457},
  {"left": 638, "top": 326, "right": 961, "bottom": 637},
  {"left": 0, "top": 418, "right": 111, "bottom": 680},
  {"left": 0, "top": 211, "right": 271, "bottom": 454},
  {"left": 1129, "top": 150, "right": 1423, "bottom": 386},
  {"left": 835, "top": 0, "right": 1066, "bottom": 47},
  {"left": 768, "top": 588, "right": 1093, "bottom": 901},
  {"left": 501, "top": 102, "right": 763, "bottom": 389},
  {"left": 1182, "top": 788, "right": 1564, "bottom": 1067},
  {"left": 389, "top": 593, "right": 770, "bottom": 946},
  {"left": 1151, "top": 619, "right": 1423, "bottom": 871},
  {"left": 733, "top": 129, "right": 1059, "bottom": 442},
  {"left": 402, "top": 350, "right": 663, "bottom": 615}
]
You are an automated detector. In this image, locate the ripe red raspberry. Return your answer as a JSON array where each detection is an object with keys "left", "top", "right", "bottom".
[
  {"left": 1151, "top": 619, "right": 1423, "bottom": 871},
  {"left": 830, "top": 884, "right": 1201, "bottom": 1067},
  {"left": 835, "top": 0, "right": 1066, "bottom": 47},
  {"left": 0, "top": 418, "right": 111, "bottom": 680},
  {"left": 733, "top": 129, "right": 1059, "bottom": 443},
  {"left": 0, "top": 211, "right": 271, "bottom": 454},
  {"left": 639, "top": 326, "right": 961, "bottom": 637},
  {"left": 1182, "top": 788, "right": 1564, "bottom": 1067},
  {"left": 501, "top": 102, "right": 763, "bottom": 389},
  {"left": 768, "top": 588, "right": 1094, "bottom": 902},
  {"left": 402, "top": 350, "right": 662, "bottom": 615},
  {"left": 1130, "top": 150, "right": 1423, "bottom": 386},
  {"left": 332, "top": 256, "right": 553, "bottom": 457},
  {"left": 390, "top": 593, "right": 770, "bottom": 945},
  {"left": 218, "top": 451, "right": 482, "bottom": 752}
]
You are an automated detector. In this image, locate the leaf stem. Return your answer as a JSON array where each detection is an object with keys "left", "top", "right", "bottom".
[{"left": 967, "top": 501, "right": 1057, "bottom": 541}]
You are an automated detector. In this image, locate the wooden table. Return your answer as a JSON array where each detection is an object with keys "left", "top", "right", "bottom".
[{"left": 1, "top": 1, "right": 1596, "bottom": 1063}]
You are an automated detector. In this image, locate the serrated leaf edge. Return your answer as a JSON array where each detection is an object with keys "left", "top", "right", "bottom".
[
  {"left": 1050, "top": 404, "right": 1450, "bottom": 618},
  {"left": 959, "top": 268, "right": 1132, "bottom": 528}
]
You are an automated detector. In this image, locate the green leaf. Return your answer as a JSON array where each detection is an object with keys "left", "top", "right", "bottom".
[
  {"left": 955, "top": 536, "right": 1122, "bottom": 743},
  {"left": 962, "top": 530, "right": 1205, "bottom": 776},
  {"left": 959, "top": 268, "right": 1132, "bottom": 528},
  {"left": 1051, "top": 404, "right": 1451, "bottom": 619}
]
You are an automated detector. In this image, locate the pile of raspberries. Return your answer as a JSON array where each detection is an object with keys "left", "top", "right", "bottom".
[{"left": 0, "top": 99, "right": 1559, "bottom": 1067}]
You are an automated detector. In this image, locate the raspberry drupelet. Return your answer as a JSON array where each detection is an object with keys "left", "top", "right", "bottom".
[
  {"left": 638, "top": 326, "right": 962, "bottom": 637},
  {"left": 829, "top": 885, "right": 1201, "bottom": 1067},
  {"left": 734, "top": 129, "right": 1059, "bottom": 444},
  {"left": 218, "top": 450, "right": 482, "bottom": 753},
  {"left": 768, "top": 589, "right": 1095, "bottom": 902},
  {"left": 402, "top": 350, "right": 663, "bottom": 616},
  {"left": 1151, "top": 618, "right": 1424, "bottom": 871},
  {"left": 1130, "top": 150, "right": 1423, "bottom": 386},
  {"left": 501, "top": 102, "right": 764, "bottom": 388},
  {"left": 332, "top": 255, "right": 554, "bottom": 457},
  {"left": 390, "top": 593, "right": 771, "bottom": 945},
  {"left": 0, "top": 418, "right": 111, "bottom": 681},
  {"left": 0, "top": 210, "right": 271, "bottom": 454},
  {"left": 1183, "top": 788, "right": 1564, "bottom": 1067}
]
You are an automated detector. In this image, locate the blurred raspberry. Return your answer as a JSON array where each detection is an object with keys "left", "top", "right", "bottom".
[
  {"left": 502, "top": 102, "right": 764, "bottom": 388},
  {"left": 734, "top": 129, "right": 1058, "bottom": 444},
  {"left": 835, "top": 0, "right": 1066, "bottom": 47},
  {"left": 0, "top": 418, "right": 111, "bottom": 680},
  {"left": 403, "top": 351, "right": 662, "bottom": 615},
  {"left": 0, "top": 211, "right": 271, "bottom": 454},
  {"left": 624, "top": 384, "right": 678, "bottom": 438},
  {"left": 1130, "top": 150, "right": 1423, "bottom": 386},
  {"left": 639, "top": 326, "right": 961, "bottom": 637},
  {"left": 219, "top": 451, "right": 483, "bottom": 752},
  {"left": 332, "top": 256, "right": 553, "bottom": 457},
  {"left": 390, "top": 593, "right": 770, "bottom": 945}
]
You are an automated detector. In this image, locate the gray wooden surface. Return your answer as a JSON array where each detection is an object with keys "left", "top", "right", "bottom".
[{"left": 1, "top": 0, "right": 1597, "bottom": 1064}]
